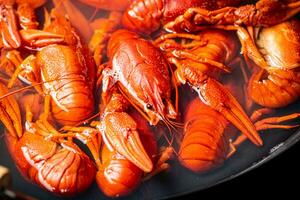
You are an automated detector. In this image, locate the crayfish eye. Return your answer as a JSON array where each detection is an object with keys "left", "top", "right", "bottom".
[
  {"left": 162, "top": 99, "right": 167, "bottom": 105},
  {"left": 146, "top": 103, "right": 153, "bottom": 110}
]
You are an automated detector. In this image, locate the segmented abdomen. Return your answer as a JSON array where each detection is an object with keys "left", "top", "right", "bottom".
[
  {"left": 5, "top": 132, "right": 96, "bottom": 196},
  {"left": 179, "top": 99, "right": 230, "bottom": 173},
  {"left": 96, "top": 146, "right": 143, "bottom": 198},
  {"left": 249, "top": 70, "right": 300, "bottom": 108},
  {"left": 50, "top": 75, "right": 94, "bottom": 125},
  {"left": 122, "top": 0, "right": 165, "bottom": 34}
]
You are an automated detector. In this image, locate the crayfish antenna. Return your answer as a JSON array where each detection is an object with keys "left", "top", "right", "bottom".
[{"left": 0, "top": 77, "right": 75, "bottom": 101}]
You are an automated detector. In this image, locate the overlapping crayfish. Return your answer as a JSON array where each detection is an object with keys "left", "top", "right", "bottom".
[{"left": 0, "top": 0, "right": 300, "bottom": 198}]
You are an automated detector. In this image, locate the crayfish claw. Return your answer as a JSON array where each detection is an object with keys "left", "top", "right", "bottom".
[
  {"left": 20, "top": 29, "right": 65, "bottom": 48},
  {"left": 101, "top": 112, "right": 153, "bottom": 172},
  {"left": 197, "top": 78, "right": 263, "bottom": 146}
]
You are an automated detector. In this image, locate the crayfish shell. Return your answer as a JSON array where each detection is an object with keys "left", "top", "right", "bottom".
[
  {"left": 179, "top": 99, "right": 230, "bottom": 173},
  {"left": 5, "top": 132, "right": 96, "bottom": 196}
]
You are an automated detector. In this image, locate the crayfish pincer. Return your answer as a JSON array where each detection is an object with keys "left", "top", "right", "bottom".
[
  {"left": 63, "top": 92, "right": 173, "bottom": 198},
  {"left": 95, "top": 107, "right": 160, "bottom": 197}
]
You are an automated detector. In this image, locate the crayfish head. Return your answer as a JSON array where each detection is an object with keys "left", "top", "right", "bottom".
[
  {"left": 120, "top": 83, "right": 177, "bottom": 127},
  {"left": 137, "top": 89, "right": 177, "bottom": 127}
]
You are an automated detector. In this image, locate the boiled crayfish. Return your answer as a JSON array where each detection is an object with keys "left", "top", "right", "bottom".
[
  {"left": 155, "top": 29, "right": 263, "bottom": 146},
  {"left": 164, "top": 0, "right": 300, "bottom": 32},
  {"left": 102, "top": 29, "right": 178, "bottom": 126},
  {"left": 62, "top": 91, "right": 173, "bottom": 197},
  {"left": 0, "top": 82, "right": 97, "bottom": 196},
  {"left": 5, "top": 9, "right": 96, "bottom": 126},
  {"left": 122, "top": 0, "right": 244, "bottom": 35},
  {"left": 180, "top": 97, "right": 300, "bottom": 173},
  {"left": 0, "top": 7, "right": 98, "bottom": 195},
  {"left": 95, "top": 107, "right": 168, "bottom": 198},
  {"left": 0, "top": 0, "right": 299, "bottom": 198},
  {"left": 245, "top": 20, "right": 300, "bottom": 108},
  {"left": 161, "top": 0, "right": 300, "bottom": 109},
  {"left": 94, "top": 29, "right": 178, "bottom": 168}
]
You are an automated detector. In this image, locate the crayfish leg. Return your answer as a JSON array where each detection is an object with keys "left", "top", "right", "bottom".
[
  {"left": 7, "top": 54, "right": 43, "bottom": 94},
  {"left": 143, "top": 147, "right": 173, "bottom": 181},
  {"left": 0, "top": 50, "right": 24, "bottom": 85},
  {"left": 0, "top": 82, "right": 22, "bottom": 138},
  {"left": 58, "top": 126, "right": 102, "bottom": 167},
  {"left": 254, "top": 113, "right": 300, "bottom": 131},
  {"left": 228, "top": 108, "right": 300, "bottom": 157},
  {"left": 52, "top": 0, "right": 93, "bottom": 42},
  {"left": 0, "top": 5, "right": 21, "bottom": 48},
  {"left": 89, "top": 12, "right": 122, "bottom": 66},
  {"left": 20, "top": 29, "right": 65, "bottom": 49}
]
